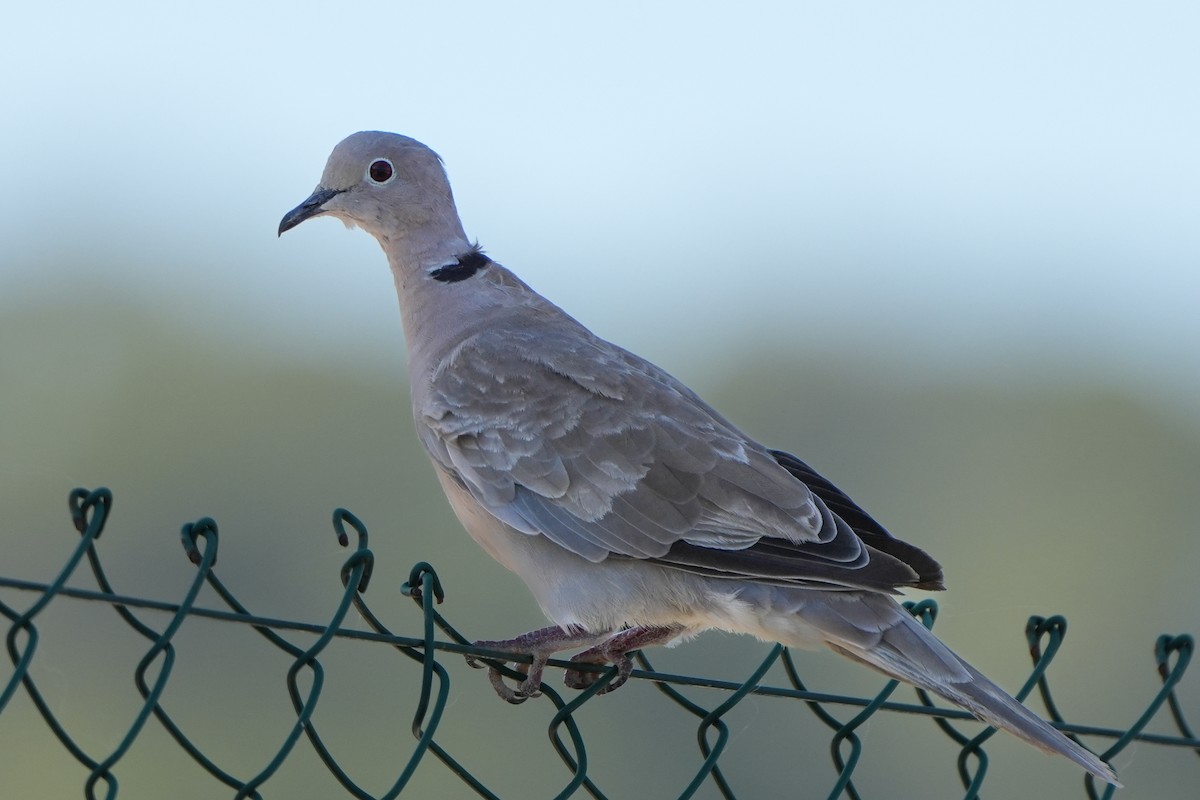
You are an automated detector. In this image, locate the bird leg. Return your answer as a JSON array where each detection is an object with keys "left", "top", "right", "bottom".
[
  {"left": 563, "top": 625, "right": 685, "bottom": 694},
  {"left": 467, "top": 625, "right": 609, "bottom": 704}
]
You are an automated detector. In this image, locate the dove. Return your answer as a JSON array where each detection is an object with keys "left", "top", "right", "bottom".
[{"left": 279, "top": 131, "right": 1118, "bottom": 785}]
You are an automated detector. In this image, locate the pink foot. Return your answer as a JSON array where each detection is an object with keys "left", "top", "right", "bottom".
[
  {"left": 466, "top": 625, "right": 608, "bottom": 703},
  {"left": 563, "top": 625, "right": 684, "bottom": 694}
]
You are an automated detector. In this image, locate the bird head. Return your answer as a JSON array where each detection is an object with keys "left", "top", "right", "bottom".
[{"left": 278, "top": 131, "right": 466, "bottom": 257}]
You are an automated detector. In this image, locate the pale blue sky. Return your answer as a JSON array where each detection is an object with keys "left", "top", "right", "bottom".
[{"left": 4, "top": 1, "right": 1198, "bottom": 401}]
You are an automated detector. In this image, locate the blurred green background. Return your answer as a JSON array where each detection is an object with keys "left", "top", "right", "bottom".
[{"left": 2, "top": 2, "right": 1198, "bottom": 798}]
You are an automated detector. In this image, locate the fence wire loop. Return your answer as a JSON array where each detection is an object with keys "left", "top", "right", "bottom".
[
  {"left": 1, "top": 487, "right": 1196, "bottom": 799},
  {"left": 401, "top": 562, "right": 445, "bottom": 606},
  {"left": 333, "top": 508, "right": 374, "bottom": 592},
  {"left": 180, "top": 517, "right": 219, "bottom": 567},
  {"left": 69, "top": 486, "right": 112, "bottom": 538},
  {"left": 1156, "top": 634, "right": 1197, "bottom": 758}
]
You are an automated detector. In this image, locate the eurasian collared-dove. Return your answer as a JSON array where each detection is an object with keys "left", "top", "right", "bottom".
[{"left": 279, "top": 131, "right": 1118, "bottom": 785}]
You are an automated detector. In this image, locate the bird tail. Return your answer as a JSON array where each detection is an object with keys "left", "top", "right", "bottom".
[{"left": 789, "top": 594, "right": 1119, "bottom": 786}]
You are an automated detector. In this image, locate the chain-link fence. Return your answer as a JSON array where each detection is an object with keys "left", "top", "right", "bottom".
[{"left": 2, "top": 488, "right": 1196, "bottom": 799}]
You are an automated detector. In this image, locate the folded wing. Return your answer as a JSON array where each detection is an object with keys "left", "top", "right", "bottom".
[{"left": 420, "top": 324, "right": 942, "bottom": 594}]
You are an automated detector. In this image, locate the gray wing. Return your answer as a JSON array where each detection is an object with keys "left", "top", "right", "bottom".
[{"left": 419, "top": 325, "right": 938, "bottom": 593}]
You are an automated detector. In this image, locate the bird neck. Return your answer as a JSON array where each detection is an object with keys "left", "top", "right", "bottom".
[
  {"left": 376, "top": 214, "right": 471, "bottom": 274},
  {"left": 388, "top": 248, "right": 537, "bottom": 378}
]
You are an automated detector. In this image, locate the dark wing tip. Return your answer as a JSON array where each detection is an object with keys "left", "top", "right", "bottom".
[{"left": 769, "top": 448, "right": 946, "bottom": 591}]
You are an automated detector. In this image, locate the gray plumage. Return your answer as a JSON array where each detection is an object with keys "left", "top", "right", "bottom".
[{"left": 279, "top": 131, "right": 1118, "bottom": 786}]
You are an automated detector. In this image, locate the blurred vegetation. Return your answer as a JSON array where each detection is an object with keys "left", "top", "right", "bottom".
[{"left": 2, "top": 296, "right": 1197, "bottom": 799}]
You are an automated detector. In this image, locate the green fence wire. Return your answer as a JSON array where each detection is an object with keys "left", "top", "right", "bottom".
[{"left": 1, "top": 488, "right": 1196, "bottom": 799}]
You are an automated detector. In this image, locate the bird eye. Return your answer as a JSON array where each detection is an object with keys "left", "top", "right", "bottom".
[{"left": 367, "top": 159, "right": 394, "bottom": 184}]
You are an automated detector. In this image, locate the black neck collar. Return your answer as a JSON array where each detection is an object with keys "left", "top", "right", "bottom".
[{"left": 429, "top": 248, "right": 492, "bottom": 283}]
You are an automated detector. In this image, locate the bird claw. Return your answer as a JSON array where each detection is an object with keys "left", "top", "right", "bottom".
[
  {"left": 488, "top": 666, "right": 540, "bottom": 703},
  {"left": 466, "top": 626, "right": 666, "bottom": 701},
  {"left": 563, "top": 649, "right": 634, "bottom": 694},
  {"left": 561, "top": 625, "right": 683, "bottom": 694},
  {"left": 467, "top": 639, "right": 547, "bottom": 702}
]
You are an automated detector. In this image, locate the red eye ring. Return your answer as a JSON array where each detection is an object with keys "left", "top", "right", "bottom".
[{"left": 368, "top": 159, "right": 394, "bottom": 183}]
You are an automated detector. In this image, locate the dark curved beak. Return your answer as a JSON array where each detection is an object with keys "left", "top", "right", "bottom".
[{"left": 278, "top": 187, "right": 345, "bottom": 236}]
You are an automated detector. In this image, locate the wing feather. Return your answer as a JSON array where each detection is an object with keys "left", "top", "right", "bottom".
[{"left": 419, "top": 323, "right": 941, "bottom": 593}]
